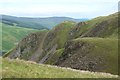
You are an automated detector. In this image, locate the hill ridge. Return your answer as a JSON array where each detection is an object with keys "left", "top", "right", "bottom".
[
  {"left": 4, "top": 12, "right": 118, "bottom": 75},
  {"left": 1, "top": 15, "right": 88, "bottom": 29}
]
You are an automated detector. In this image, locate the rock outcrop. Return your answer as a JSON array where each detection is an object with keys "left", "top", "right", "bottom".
[{"left": 4, "top": 12, "right": 118, "bottom": 75}]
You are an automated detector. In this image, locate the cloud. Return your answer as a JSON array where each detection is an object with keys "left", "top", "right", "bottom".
[{"left": 0, "top": 0, "right": 119, "bottom": 18}]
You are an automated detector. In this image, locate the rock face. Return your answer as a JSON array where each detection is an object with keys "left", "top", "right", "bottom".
[
  {"left": 55, "top": 38, "right": 118, "bottom": 74},
  {"left": 81, "top": 18, "right": 118, "bottom": 38},
  {"left": 4, "top": 13, "right": 118, "bottom": 75},
  {"left": 7, "top": 30, "right": 48, "bottom": 61},
  {"left": 6, "top": 21, "right": 76, "bottom": 63},
  {"left": 81, "top": 21, "right": 109, "bottom": 37}
]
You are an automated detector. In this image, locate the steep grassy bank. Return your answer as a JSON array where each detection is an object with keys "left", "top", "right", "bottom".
[{"left": 55, "top": 38, "right": 118, "bottom": 75}]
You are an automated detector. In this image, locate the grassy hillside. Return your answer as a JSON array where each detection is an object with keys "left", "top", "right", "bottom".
[
  {"left": 4, "top": 12, "right": 118, "bottom": 76},
  {"left": 55, "top": 38, "right": 118, "bottom": 75},
  {"left": 82, "top": 13, "right": 118, "bottom": 38},
  {"left": 68, "top": 12, "right": 118, "bottom": 39},
  {"left": 4, "top": 21, "right": 76, "bottom": 62},
  {"left": 3, "top": 30, "right": 48, "bottom": 61},
  {"left": 43, "top": 21, "right": 76, "bottom": 50},
  {"left": 2, "top": 23, "right": 39, "bottom": 52},
  {"left": 38, "top": 21, "right": 76, "bottom": 63},
  {"left": 2, "top": 57, "right": 118, "bottom": 78}
]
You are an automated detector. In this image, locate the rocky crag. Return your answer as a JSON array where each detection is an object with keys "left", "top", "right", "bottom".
[{"left": 4, "top": 12, "right": 119, "bottom": 75}]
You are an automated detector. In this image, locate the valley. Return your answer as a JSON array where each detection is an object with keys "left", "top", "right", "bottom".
[
  {"left": 2, "top": 12, "right": 119, "bottom": 78},
  {"left": 1, "top": 23, "right": 39, "bottom": 53}
]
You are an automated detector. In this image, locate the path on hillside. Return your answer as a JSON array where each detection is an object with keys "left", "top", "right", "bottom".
[
  {"left": 29, "top": 32, "right": 48, "bottom": 62},
  {"left": 39, "top": 44, "right": 57, "bottom": 63}
]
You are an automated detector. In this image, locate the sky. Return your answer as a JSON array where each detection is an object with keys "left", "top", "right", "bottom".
[{"left": 0, "top": 0, "right": 119, "bottom": 19}]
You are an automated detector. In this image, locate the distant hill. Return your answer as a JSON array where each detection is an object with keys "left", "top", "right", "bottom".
[
  {"left": 4, "top": 12, "right": 118, "bottom": 75},
  {"left": 1, "top": 15, "right": 88, "bottom": 29}
]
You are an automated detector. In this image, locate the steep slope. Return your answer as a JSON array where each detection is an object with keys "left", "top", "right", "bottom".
[
  {"left": 2, "top": 15, "right": 88, "bottom": 29},
  {"left": 44, "top": 13, "right": 118, "bottom": 69},
  {"left": 81, "top": 14, "right": 118, "bottom": 38},
  {"left": 39, "top": 21, "right": 77, "bottom": 63},
  {"left": 2, "top": 57, "right": 118, "bottom": 78},
  {"left": 4, "top": 12, "right": 118, "bottom": 75},
  {"left": 68, "top": 13, "right": 118, "bottom": 39},
  {"left": 1, "top": 23, "right": 39, "bottom": 52},
  {"left": 55, "top": 38, "right": 118, "bottom": 75},
  {"left": 4, "top": 21, "right": 76, "bottom": 63},
  {"left": 4, "top": 30, "right": 48, "bottom": 61}
]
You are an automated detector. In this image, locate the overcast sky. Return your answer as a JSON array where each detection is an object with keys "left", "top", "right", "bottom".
[{"left": 0, "top": 0, "right": 119, "bottom": 18}]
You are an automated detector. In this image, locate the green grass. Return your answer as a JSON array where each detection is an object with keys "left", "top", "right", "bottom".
[
  {"left": 2, "top": 57, "right": 118, "bottom": 78},
  {"left": 52, "top": 21, "right": 76, "bottom": 49},
  {"left": 45, "top": 48, "right": 64, "bottom": 64},
  {"left": 41, "top": 21, "right": 76, "bottom": 61},
  {"left": 72, "top": 38, "right": 118, "bottom": 74},
  {"left": 1, "top": 23, "right": 39, "bottom": 52},
  {"left": 56, "top": 21, "right": 76, "bottom": 48},
  {"left": 2, "top": 13, "right": 119, "bottom": 78},
  {"left": 69, "top": 12, "right": 118, "bottom": 39}
]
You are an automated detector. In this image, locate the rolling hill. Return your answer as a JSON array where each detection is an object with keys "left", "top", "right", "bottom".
[
  {"left": 3, "top": 12, "right": 119, "bottom": 77},
  {"left": 2, "top": 15, "right": 88, "bottom": 29}
]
